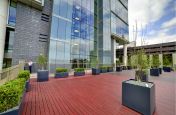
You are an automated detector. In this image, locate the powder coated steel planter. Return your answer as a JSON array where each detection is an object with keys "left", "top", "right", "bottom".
[
  {"left": 107, "top": 67, "right": 113, "bottom": 72},
  {"left": 163, "top": 67, "right": 171, "bottom": 72},
  {"left": 55, "top": 72, "right": 69, "bottom": 78},
  {"left": 150, "top": 68, "right": 160, "bottom": 76},
  {"left": 116, "top": 67, "right": 122, "bottom": 72},
  {"left": 92, "top": 68, "right": 100, "bottom": 75},
  {"left": 100, "top": 69, "right": 107, "bottom": 73},
  {"left": 37, "top": 70, "right": 49, "bottom": 82},
  {"left": 74, "top": 72, "right": 85, "bottom": 76},
  {"left": 122, "top": 79, "right": 155, "bottom": 115}
]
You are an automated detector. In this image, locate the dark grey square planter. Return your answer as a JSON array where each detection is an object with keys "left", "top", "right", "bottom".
[
  {"left": 159, "top": 68, "right": 162, "bottom": 74},
  {"left": 107, "top": 67, "right": 113, "bottom": 72},
  {"left": 37, "top": 70, "right": 49, "bottom": 82},
  {"left": 122, "top": 79, "right": 155, "bottom": 115},
  {"left": 55, "top": 72, "right": 69, "bottom": 78},
  {"left": 25, "top": 80, "right": 30, "bottom": 92},
  {"left": 116, "top": 66, "right": 122, "bottom": 72},
  {"left": 92, "top": 68, "right": 100, "bottom": 75},
  {"left": 74, "top": 72, "right": 85, "bottom": 76},
  {"left": 0, "top": 89, "right": 26, "bottom": 115},
  {"left": 127, "top": 66, "right": 132, "bottom": 70},
  {"left": 122, "top": 66, "right": 127, "bottom": 70},
  {"left": 100, "top": 69, "right": 107, "bottom": 73},
  {"left": 135, "top": 70, "right": 148, "bottom": 82},
  {"left": 163, "top": 67, "right": 171, "bottom": 72},
  {"left": 150, "top": 68, "right": 160, "bottom": 76}
]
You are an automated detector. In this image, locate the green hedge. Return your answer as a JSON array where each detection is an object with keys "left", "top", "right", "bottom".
[
  {"left": 18, "top": 70, "right": 30, "bottom": 80},
  {"left": 74, "top": 68, "right": 85, "bottom": 72},
  {"left": 56, "top": 68, "right": 68, "bottom": 73},
  {"left": 100, "top": 66, "right": 108, "bottom": 70},
  {"left": 0, "top": 78, "right": 26, "bottom": 113}
]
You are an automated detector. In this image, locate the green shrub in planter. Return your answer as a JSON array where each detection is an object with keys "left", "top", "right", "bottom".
[
  {"left": 0, "top": 78, "right": 26, "bottom": 113},
  {"left": 74, "top": 68, "right": 85, "bottom": 72},
  {"left": 100, "top": 66, "right": 108, "bottom": 73},
  {"left": 56, "top": 68, "right": 68, "bottom": 73},
  {"left": 74, "top": 68, "right": 85, "bottom": 76},
  {"left": 18, "top": 70, "right": 30, "bottom": 80},
  {"left": 55, "top": 68, "right": 69, "bottom": 78}
]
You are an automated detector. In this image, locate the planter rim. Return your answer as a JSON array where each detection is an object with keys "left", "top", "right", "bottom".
[
  {"left": 0, "top": 106, "right": 19, "bottom": 115},
  {"left": 37, "top": 70, "right": 48, "bottom": 71},
  {"left": 123, "top": 79, "right": 154, "bottom": 88},
  {"left": 55, "top": 72, "right": 68, "bottom": 73}
]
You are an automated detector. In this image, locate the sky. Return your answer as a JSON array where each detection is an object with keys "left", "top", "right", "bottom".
[{"left": 128, "top": 0, "right": 176, "bottom": 46}]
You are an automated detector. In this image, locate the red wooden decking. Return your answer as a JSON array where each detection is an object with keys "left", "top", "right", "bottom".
[{"left": 21, "top": 72, "right": 175, "bottom": 115}]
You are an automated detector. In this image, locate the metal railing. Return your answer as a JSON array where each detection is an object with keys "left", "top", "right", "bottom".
[{"left": 0, "top": 63, "right": 24, "bottom": 85}]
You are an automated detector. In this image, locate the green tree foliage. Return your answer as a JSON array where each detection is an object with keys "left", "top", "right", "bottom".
[
  {"left": 37, "top": 54, "right": 47, "bottom": 70},
  {"left": 131, "top": 49, "right": 149, "bottom": 81},
  {"left": 152, "top": 54, "right": 161, "bottom": 68},
  {"left": 163, "top": 55, "right": 172, "bottom": 67}
]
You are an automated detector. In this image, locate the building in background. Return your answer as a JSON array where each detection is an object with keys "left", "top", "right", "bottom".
[
  {"left": 116, "top": 42, "right": 176, "bottom": 67},
  {"left": 0, "top": 0, "right": 129, "bottom": 72}
]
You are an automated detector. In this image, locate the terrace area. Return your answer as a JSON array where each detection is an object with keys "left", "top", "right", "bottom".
[{"left": 21, "top": 70, "right": 175, "bottom": 115}]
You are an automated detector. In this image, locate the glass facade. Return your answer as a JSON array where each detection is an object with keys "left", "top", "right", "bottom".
[
  {"left": 111, "top": 0, "right": 129, "bottom": 39},
  {"left": 8, "top": 0, "right": 16, "bottom": 26},
  {"left": 49, "top": 0, "right": 96, "bottom": 71},
  {"left": 49, "top": 0, "right": 128, "bottom": 71}
]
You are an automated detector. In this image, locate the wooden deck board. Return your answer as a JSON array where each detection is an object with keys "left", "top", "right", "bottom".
[{"left": 22, "top": 72, "right": 175, "bottom": 115}]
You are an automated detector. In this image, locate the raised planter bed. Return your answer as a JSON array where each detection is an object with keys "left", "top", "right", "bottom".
[
  {"left": 92, "top": 68, "right": 100, "bottom": 75},
  {"left": 0, "top": 79, "right": 27, "bottom": 115},
  {"left": 100, "top": 69, "right": 107, "bottom": 73},
  {"left": 74, "top": 72, "right": 85, "bottom": 76},
  {"left": 127, "top": 66, "right": 132, "bottom": 70},
  {"left": 0, "top": 91, "right": 26, "bottom": 115},
  {"left": 122, "top": 79, "right": 155, "bottom": 115},
  {"left": 55, "top": 72, "right": 69, "bottom": 78},
  {"left": 150, "top": 68, "right": 160, "bottom": 76},
  {"left": 135, "top": 70, "right": 148, "bottom": 82},
  {"left": 25, "top": 80, "right": 30, "bottom": 92},
  {"left": 122, "top": 66, "right": 127, "bottom": 70},
  {"left": 37, "top": 70, "right": 49, "bottom": 82},
  {"left": 159, "top": 68, "right": 162, "bottom": 74},
  {"left": 163, "top": 67, "right": 171, "bottom": 72},
  {"left": 107, "top": 67, "right": 113, "bottom": 72},
  {"left": 116, "top": 66, "right": 122, "bottom": 72}
]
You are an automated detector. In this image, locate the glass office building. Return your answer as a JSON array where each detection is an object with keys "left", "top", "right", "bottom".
[{"left": 49, "top": 0, "right": 128, "bottom": 71}]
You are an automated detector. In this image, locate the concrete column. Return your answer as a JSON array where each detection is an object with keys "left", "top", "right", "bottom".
[
  {"left": 113, "top": 39, "right": 116, "bottom": 65},
  {"left": 0, "top": 0, "right": 8, "bottom": 70},
  {"left": 123, "top": 44, "right": 128, "bottom": 66},
  {"left": 149, "top": 55, "right": 153, "bottom": 67},
  {"left": 159, "top": 54, "right": 163, "bottom": 67},
  {"left": 172, "top": 53, "right": 176, "bottom": 67}
]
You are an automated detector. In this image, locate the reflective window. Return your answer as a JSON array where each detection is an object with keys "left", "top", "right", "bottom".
[
  {"left": 8, "top": 0, "right": 16, "bottom": 26},
  {"left": 58, "top": 18, "right": 66, "bottom": 39},
  {"left": 51, "top": 16, "right": 58, "bottom": 38},
  {"left": 49, "top": 0, "right": 98, "bottom": 71}
]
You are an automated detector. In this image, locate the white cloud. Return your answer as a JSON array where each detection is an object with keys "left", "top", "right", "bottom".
[
  {"left": 128, "top": 0, "right": 173, "bottom": 44},
  {"left": 144, "top": 34, "right": 176, "bottom": 45},
  {"left": 128, "top": 0, "right": 171, "bottom": 26},
  {"left": 161, "top": 17, "right": 176, "bottom": 29}
]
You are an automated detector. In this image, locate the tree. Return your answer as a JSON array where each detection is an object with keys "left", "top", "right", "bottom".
[
  {"left": 37, "top": 54, "right": 47, "bottom": 70},
  {"left": 152, "top": 54, "right": 161, "bottom": 68},
  {"left": 131, "top": 49, "right": 149, "bottom": 81}
]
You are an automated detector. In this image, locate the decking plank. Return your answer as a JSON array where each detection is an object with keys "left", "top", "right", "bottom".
[{"left": 21, "top": 72, "right": 175, "bottom": 115}]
